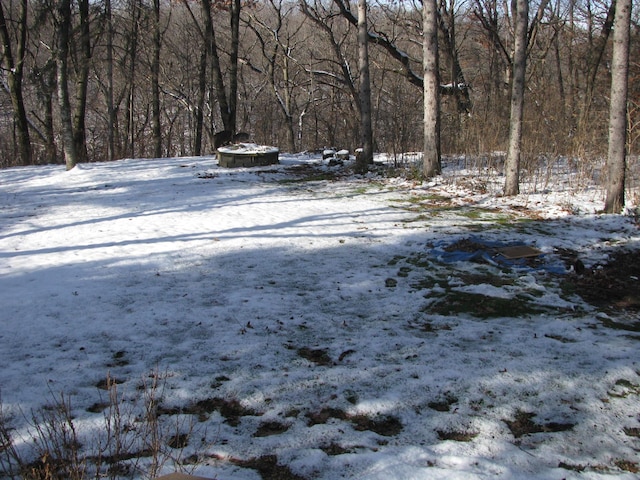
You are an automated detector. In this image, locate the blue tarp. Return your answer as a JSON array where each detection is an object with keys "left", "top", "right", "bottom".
[{"left": 430, "top": 236, "right": 567, "bottom": 274}]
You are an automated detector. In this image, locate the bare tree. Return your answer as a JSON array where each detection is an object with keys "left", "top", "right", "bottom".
[
  {"left": 604, "top": 0, "right": 631, "bottom": 213},
  {"left": 105, "top": 0, "right": 116, "bottom": 161},
  {"left": 439, "top": 0, "right": 471, "bottom": 114},
  {"left": 119, "top": 0, "right": 144, "bottom": 158},
  {"left": 356, "top": 0, "right": 373, "bottom": 172},
  {"left": 195, "top": 1, "right": 209, "bottom": 155},
  {"left": 152, "top": 0, "right": 162, "bottom": 158},
  {"left": 423, "top": 0, "right": 441, "bottom": 177},
  {"left": 504, "top": 0, "right": 529, "bottom": 196},
  {"left": 72, "top": 0, "right": 91, "bottom": 163},
  {"left": 56, "top": 0, "right": 79, "bottom": 170},
  {"left": 0, "top": 0, "right": 32, "bottom": 165},
  {"left": 244, "top": 0, "right": 304, "bottom": 152},
  {"left": 200, "top": 0, "right": 242, "bottom": 135},
  {"left": 300, "top": 0, "right": 360, "bottom": 147},
  {"left": 577, "top": 0, "right": 616, "bottom": 136}
]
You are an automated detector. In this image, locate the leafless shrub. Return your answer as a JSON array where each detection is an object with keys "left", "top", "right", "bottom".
[{"left": 0, "top": 370, "right": 199, "bottom": 480}]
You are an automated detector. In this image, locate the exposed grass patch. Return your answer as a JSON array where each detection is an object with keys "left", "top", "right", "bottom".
[
  {"left": 436, "top": 429, "right": 478, "bottom": 442},
  {"left": 388, "top": 193, "right": 451, "bottom": 205},
  {"left": 426, "top": 292, "right": 547, "bottom": 319},
  {"left": 608, "top": 379, "right": 640, "bottom": 398},
  {"left": 279, "top": 171, "right": 339, "bottom": 183},
  {"left": 615, "top": 459, "right": 639, "bottom": 473}
]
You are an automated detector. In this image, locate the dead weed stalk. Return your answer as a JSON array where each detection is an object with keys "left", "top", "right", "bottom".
[{"left": 0, "top": 369, "right": 198, "bottom": 480}]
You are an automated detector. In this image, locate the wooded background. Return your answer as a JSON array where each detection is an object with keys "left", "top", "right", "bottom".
[{"left": 1, "top": 0, "right": 638, "bottom": 169}]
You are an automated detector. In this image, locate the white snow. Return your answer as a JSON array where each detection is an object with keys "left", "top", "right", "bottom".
[
  {"left": 0, "top": 153, "right": 639, "bottom": 479},
  {"left": 217, "top": 143, "right": 279, "bottom": 154}
]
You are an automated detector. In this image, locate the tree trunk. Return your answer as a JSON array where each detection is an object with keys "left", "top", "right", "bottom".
[
  {"left": 604, "top": 0, "right": 631, "bottom": 213},
  {"left": 194, "top": 25, "right": 208, "bottom": 156},
  {"left": 282, "top": 55, "right": 296, "bottom": 152},
  {"left": 0, "top": 0, "right": 32, "bottom": 166},
  {"left": 356, "top": 0, "right": 373, "bottom": 173},
  {"left": 39, "top": 60, "right": 57, "bottom": 164},
  {"left": 201, "top": 0, "right": 231, "bottom": 132},
  {"left": 56, "top": 0, "right": 79, "bottom": 170},
  {"left": 72, "top": 0, "right": 90, "bottom": 163},
  {"left": 105, "top": 0, "right": 116, "bottom": 161},
  {"left": 124, "top": 0, "right": 141, "bottom": 158},
  {"left": 228, "top": 0, "right": 241, "bottom": 134},
  {"left": 152, "top": 0, "right": 162, "bottom": 158},
  {"left": 503, "top": 0, "right": 528, "bottom": 196},
  {"left": 423, "top": 0, "right": 441, "bottom": 178}
]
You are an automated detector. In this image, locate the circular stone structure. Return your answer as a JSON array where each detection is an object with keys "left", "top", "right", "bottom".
[{"left": 217, "top": 143, "right": 279, "bottom": 168}]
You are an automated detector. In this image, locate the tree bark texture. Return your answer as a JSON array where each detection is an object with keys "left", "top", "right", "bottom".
[
  {"left": 72, "top": 0, "right": 90, "bottom": 163},
  {"left": 356, "top": 0, "right": 373, "bottom": 173},
  {"left": 228, "top": 0, "right": 241, "bottom": 134},
  {"left": 105, "top": 0, "right": 115, "bottom": 161},
  {"left": 56, "top": 0, "right": 78, "bottom": 170},
  {"left": 423, "top": 0, "right": 441, "bottom": 178},
  {"left": 152, "top": 0, "right": 162, "bottom": 158},
  {"left": 504, "top": 0, "right": 528, "bottom": 196},
  {"left": 0, "top": 0, "right": 32, "bottom": 165},
  {"left": 604, "top": 0, "right": 631, "bottom": 213}
]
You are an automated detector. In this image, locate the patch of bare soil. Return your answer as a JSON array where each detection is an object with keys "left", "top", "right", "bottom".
[
  {"left": 231, "top": 455, "right": 307, "bottom": 480},
  {"left": 436, "top": 429, "right": 478, "bottom": 442},
  {"left": 178, "top": 397, "right": 261, "bottom": 425},
  {"left": 563, "top": 249, "right": 640, "bottom": 312},
  {"left": 443, "top": 238, "right": 487, "bottom": 253},
  {"left": 504, "top": 410, "right": 575, "bottom": 439},
  {"left": 305, "top": 408, "right": 403, "bottom": 437},
  {"left": 253, "top": 421, "right": 291, "bottom": 437},
  {"left": 297, "top": 347, "right": 332, "bottom": 366},
  {"left": 320, "top": 443, "right": 356, "bottom": 456}
]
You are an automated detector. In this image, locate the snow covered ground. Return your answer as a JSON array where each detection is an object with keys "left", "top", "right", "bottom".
[{"left": 0, "top": 152, "right": 639, "bottom": 479}]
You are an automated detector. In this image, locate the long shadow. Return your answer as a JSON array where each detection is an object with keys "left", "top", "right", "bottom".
[{"left": 1, "top": 157, "right": 639, "bottom": 477}]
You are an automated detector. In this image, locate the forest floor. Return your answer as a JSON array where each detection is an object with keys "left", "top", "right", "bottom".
[{"left": 1, "top": 152, "right": 639, "bottom": 480}]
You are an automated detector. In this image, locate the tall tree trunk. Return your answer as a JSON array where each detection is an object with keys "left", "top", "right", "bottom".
[
  {"left": 125, "top": 0, "right": 141, "bottom": 158},
  {"left": 56, "top": 0, "right": 78, "bottom": 170},
  {"left": 356, "top": 0, "right": 373, "bottom": 173},
  {"left": 105, "top": 0, "right": 116, "bottom": 161},
  {"left": 423, "top": 0, "right": 441, "bottom": 178},
  {"left": 503, "top": 0, "right": 528, "bottom": 196},
  {"left": 282, "top": 55, "right": 296, "bottom": 152},
  {"left": 39, "top": 60, "right": 57, "bottom": 164},
  {"left": 152, "top": 0, "right": 162, "bottom": 158},
  {"left": 0, "top": 0, "right": 32, "bottom": 166},
  {"left": 194, "top": 23, "right": 208, "bottom": 156},
  {"left": 73, "top": 0, "right": 90, "bottom": 163},
  {"left": 604, "top": 0, "right": 631, "bottom": 213},
  {"left": 228, "top": 0, "right": 241, "bottom": 134},
  {"left": 201, "top": 0, "right": 230, "bottom": 132}
]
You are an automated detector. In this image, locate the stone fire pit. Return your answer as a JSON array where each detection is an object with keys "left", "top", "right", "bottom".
[{"left": 217, "top": 143, "right": 279, "bottom": 168}]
